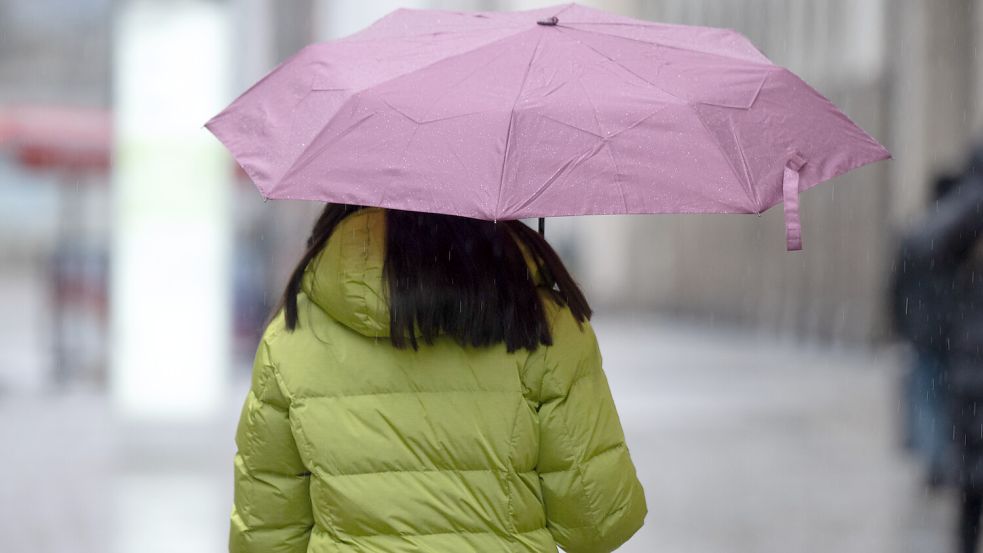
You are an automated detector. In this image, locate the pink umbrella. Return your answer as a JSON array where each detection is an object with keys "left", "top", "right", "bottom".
[{"left": 205, "top": 3, "right": 889, "bottom": 250}]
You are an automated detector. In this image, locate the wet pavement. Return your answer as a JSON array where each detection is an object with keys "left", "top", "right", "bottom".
[{"left": 0, "top": 314, "right": 955, "bottom": 553}]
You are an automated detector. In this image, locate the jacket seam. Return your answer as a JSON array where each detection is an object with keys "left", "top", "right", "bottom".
[
  {"left": 541, "top": 357, "right": 607, "bottom": 544},
  {"left": 310, "top": 466, "right": 537, "bottom": 478},
  {"left": 311, "top": 525, "right": 550, "bottom": 539},
  {"left": 502, "top": 394, "right": 523, "bottom": 553},
  {"left": 270, "top": 361, "right": 338, "bottom": 545},
  {"left": 239, "top": 464, "right": 313, "bottom": 481},
  {"left": 537, "top": 361, "right": 595, "bottom": 405},
  {"left": 291, "top": 389, "right": 518, "bottom": 402},
  {"left": 561, "top": 502, "right": 629, "bottom": 531},
  {"left": 538, "top": 442, "right": 626, "bottom": 474}
]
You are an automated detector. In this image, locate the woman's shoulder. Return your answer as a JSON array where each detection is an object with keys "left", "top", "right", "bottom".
[
  {"left": 533, "top": 288, "right": 600, "bottom": 378},
  {"left": 537, "top": 288, "right": 595, "bottom": 341},
  {"left": 256, "top": 293, "right": 343, "bottom": 363},
  {"left": 520, "top": 289, "right": 602, "bottom": 401}
]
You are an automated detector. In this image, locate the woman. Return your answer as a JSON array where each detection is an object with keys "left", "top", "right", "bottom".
[{"left": 230, "top": 204, "right": 647, "bottom": 553}]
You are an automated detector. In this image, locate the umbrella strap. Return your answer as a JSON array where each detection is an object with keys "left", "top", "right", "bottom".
[{"left": 782, "top": 151, "right": 807, "bottom": 251}]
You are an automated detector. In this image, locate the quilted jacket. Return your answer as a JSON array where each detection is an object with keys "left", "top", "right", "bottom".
[{"left": 230, "top": 208, "right": 647, "bottom": 553}]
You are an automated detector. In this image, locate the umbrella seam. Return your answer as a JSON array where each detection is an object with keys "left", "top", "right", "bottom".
[
  {"left": 603, "top": 141, "right": 630, "bottom": 214},
  {"left": 574, "top": 75, "right": 604, "bottom": 137},
  {"left": 376, "top": 121, "right": 424, "bottom": 210},
  {"left": 507, "top": 107, "right": 669, "bottom": 216},
  {"left": 728, "top": 117, "right": 762, "bottom": 212},
  {"left": 274, "top": 28, "right": 538, "bottom": 192},
  {"left": 551, "top": 27, "right": 751, "bottom": 212},
  {"left": 689, "top": 106, "right": 759, "bottom": 212},
  {"left": 274, "top": 109, "right": 377, "bottom": 192},
  {"left": 559, "top": 25, "right": 757, "bottom": 211},
  {"left": 338, "top": 25, "right": 527, "bottom": 44},
  {"left": 204, "top": 45, "right": 310, "bottom": 129},
  {"left": 381, "top": 102, "right": 500, "bottom": 125},
  {"left": 574, "top": 77, "right": 629, "bottom": 212},
  {"left": 494, "top": 32, "right": 545, "bottom": 219},
  {"left": 377, "top": 40, "right": 523, "bottom": 125},
  {"left": 552, "top": 26, "right": 688, "bottom": 105},
  {"left": 557, "top": 24, "right": 772, "bottom": 66},
  {"left": 507, "top": 140, "right": 605, "bottom": 216},
  {"left": 550, "top": 3, "right": 578, "bottom": 20},
  {"left": 335, "top": 25, "right": 538, "bottom": 75},
  {"left": 536, "top": 113, "right": 603, "bottom": 138}
]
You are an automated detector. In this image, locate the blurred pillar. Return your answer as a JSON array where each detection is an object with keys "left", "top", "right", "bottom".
[
  {"left": 111, "top": 0, "right": 231, "bottom": 420},
  {"left": 975, "top": 0, "right": 983, "bottom": 136},
  {"left": 233, "top": 0, "right": 275, "bottom": 86},
  {"left": 888, "top": 0, "right": 976, "bottom": 226}
]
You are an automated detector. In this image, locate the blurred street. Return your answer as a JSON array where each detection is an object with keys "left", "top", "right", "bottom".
[
  {"left": 0, "top": 315, "right": 949, "bottom": 553},
  {"left": 597, "top": 315, "right": 942, "bottom": 553},
  {"left": 2, "top": 2, "right": 981, "bottom": 549}
]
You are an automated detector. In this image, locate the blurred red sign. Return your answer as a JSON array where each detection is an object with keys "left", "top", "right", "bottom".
[{"left": 0, "top": 105, "right": 112, "bottom": 173}]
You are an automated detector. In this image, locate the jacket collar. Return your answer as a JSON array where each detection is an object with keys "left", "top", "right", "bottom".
[
  {"left": 300, "top": 207, "right": 547, "bottom": 338},
  {"left": 302, "top": 208, "right": 391, "bottom": 337}
]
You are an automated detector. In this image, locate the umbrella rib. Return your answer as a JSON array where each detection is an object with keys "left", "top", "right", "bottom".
[
  {"left": 558, "top": 24, "right": 772, "bottom": 66},
  {"left": 274, "top": 28, "right": 537, "bottom": 191},
  {"left": 553, "top": 26, "right": 687, "bottom": 104},
  {"left": 385, "top": 37, "right": 519, "bottom": 125},
  {"left": 602, "top": 141, "right": 630, "bottom": 214},
  {"left": 509, "top": 141, "right": 603, "bottom": 215},
  {"left": 574, "top": 76, "right": 629, "bottom": 212},
  {"left": 574, "top": 76, "right": 604, "bottom": 136},
  {"left": 727, "top": 117, "right": 762, "bottom": 211},
  {"left": 206, "top": 46, "right": 310, "bottom": 129},
  {"left": 550, "top": 3, "right": 578, "bottom": 19},
  {"left": 274, "top": 110, "right": 378, "bottom": 193},
  {"left": 345, "top": 27, "right": 538, "bottom": 96},
  {"left": 536, "top": 113, "right": 603, "bottom": 138},
  {"left": 494, "top": 32, "right": 545, "bottom": 219},
  {"left": 689, "top": 105, "right": 760, "bottom": 212},
  {"left": 337, "top": 5, "right": 535, "bottom": 43},
  {"left": 377, "top": 122, "right": 424, "bottom": 210},
  {"left": 339, "top": 25, "right": 526, "bottom": 44},
  {"left": 555, "top": 26, "right": 757, "bottom": 212}
]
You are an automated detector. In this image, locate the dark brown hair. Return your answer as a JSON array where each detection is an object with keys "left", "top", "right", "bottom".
[{"left": 273, "top": 204, "right": 590, "bottom": 352}]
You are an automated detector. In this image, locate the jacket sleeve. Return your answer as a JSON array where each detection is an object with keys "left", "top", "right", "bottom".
[
  {"left": 536, "top": 309, "right": 647, "bottom": 553},
  {"left": 230, "top": 336, "right": 314, "bottom": 553}
]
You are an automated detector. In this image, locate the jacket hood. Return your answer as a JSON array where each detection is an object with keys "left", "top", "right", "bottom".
[
  {"left": 300, "top": 207, "right": 547, "bottom": 339},
  {"left": 301, "top": 208, "right": 391, "bottom": 338}
]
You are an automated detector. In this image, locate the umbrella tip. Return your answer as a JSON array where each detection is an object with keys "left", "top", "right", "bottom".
[{"left": 537, "top": 16, "right": 559, "bottom": 26}]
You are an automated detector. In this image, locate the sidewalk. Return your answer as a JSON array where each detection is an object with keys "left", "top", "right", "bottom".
[
  {"left": 0, "top": 314, "right": 950, "bottom": 553},
  {"left": 595, "top": 313, "right": 946, "bottom": 553}
]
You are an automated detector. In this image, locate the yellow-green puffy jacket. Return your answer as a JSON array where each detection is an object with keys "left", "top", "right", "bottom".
[{"left": 230, "top": 208, "right": 646, "bottom": 553}]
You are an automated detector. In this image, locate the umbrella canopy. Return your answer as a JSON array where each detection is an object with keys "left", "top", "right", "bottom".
[{"left": 205, "top": 3, "right": 889, "bottom": 250}]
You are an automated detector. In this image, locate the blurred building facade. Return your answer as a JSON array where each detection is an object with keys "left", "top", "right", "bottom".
[
  {"left": 0, "top": 0, "right": 112, "bottom": 392},
  {"left": 1, "top": 0, "right": 982, "bottom": 393},
  {"left": 581, "top": 0, "right": 983, "bottom": 343},
  {"left": 305, "top": 0, "right": 983, "bottom": 344},
  {"left": 317, "top": 0, "right": 983, "bottom": 344}
]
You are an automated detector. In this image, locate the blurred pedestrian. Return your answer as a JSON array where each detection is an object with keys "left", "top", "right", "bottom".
[
  {"left": 891, "top": 172, "right": 961, "bottom": 489},
  {"left": 228, "top": 206, "right": 647, "bottom": 553},
  {"left": 902, "top": 146, "right": 983, "bottom": 553}
]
